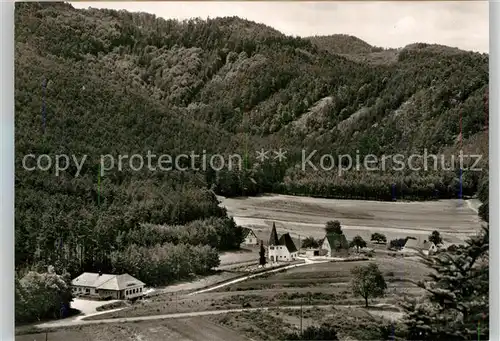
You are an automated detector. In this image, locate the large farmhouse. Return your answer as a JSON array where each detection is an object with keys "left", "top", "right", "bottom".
[
  {"left": 320, "top": 233, "right": 349, "bottom": 257},
  {"left": 267, "top": 223, "right": 298, "bottom": 262},
  {"left": 71, "top": 272, "right": 145, "bottom": 300}
]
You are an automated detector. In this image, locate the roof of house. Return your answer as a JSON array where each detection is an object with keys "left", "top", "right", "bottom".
[
  {"left": 278, "top": 233, "right": 298, "bottom": 253},
  {"left": 71, "top": 272, "right": 145, "bottom": 291},
  {"left": 323, "top": 233, "right": 349, "bottom": 250},
  {"left": 242, "top": 227, "right": 256, "bottom": 239}
]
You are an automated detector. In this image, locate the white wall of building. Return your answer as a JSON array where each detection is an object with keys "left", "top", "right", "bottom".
[
  {"left": 243, "top": 236, "right": 257, "bottom": 245},
  {"left": 321, "top": 238, "right": 331, "bottom": 257},
  {"left": 123, "top": 285, "right": 144, "bottom": 299},
  {"left": 268, "top": 245, "right": 297, "bottom": 262}
]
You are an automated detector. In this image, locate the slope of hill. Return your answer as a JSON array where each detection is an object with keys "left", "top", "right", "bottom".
[
  {"left": 307, "top": 34, "right": 399, "bottom": 65},
  {"left": 308, "top": 34, "right": 376, "bottom": 54},
  {"left": 14, "top": 2, "right": 489, "bottom": 297}
]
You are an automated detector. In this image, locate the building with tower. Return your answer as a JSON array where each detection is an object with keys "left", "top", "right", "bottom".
[{"left": 267, "top": 222, "right": 298, "bottom": 262}]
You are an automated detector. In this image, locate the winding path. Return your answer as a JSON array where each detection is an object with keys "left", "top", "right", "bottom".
[
  {"left": 188, "top": 257, "right": 328, "bottom": 295},
  {"left": 36, "top": 303, "right": 403, "bottom": 329},
  {"left": 33, "top": 257, "right": 332, "bottom": 330}
]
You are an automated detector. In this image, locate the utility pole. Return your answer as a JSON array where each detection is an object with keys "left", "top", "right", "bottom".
[{"left": 300, "top": 296, "right": 303, "bottom": 335}]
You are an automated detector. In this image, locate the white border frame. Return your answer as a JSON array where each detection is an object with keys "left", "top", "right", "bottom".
[
  {"left": 489, "top": 2, "right": 499, "bottom": 339},
  {"left": 1, "top": 2, "right": 498, "bottom": 340},
  {"left": 1, "top": 1, "right": 15, "bottom": 340}
]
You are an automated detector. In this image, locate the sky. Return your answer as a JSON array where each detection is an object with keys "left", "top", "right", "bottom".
[{"left": 71, "top": 1, "right": 489, "bottom": 53}]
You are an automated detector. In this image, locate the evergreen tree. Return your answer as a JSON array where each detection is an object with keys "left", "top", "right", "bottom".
[
  {"left": 259, "top": 241, "right": 266, "bottom": 266},
  {"left": 401, "top": 225, "right": 489, "bottom": 340}
]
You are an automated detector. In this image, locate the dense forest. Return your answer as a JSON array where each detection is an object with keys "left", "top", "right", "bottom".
[{"left": 15, "top": 2, "right": 489, "bottom": 322}]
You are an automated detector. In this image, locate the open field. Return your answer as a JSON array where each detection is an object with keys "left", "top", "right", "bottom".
[
  {"left": 208, "top": 306, "right": 405, "bottom": 341},
  {"left": 147, "top": 271, "right": 243, "bottom": 295},
  {"left": 219, "top": 194, "right": 483, "bottom": 243},
  {"left": 82, "top": 256, "right": 426, "bottom": 321},
  {"left": 17, "top": 317, "right": 250, "bottom": 341},
  {"left": 218, "top": 247, "right": 260, "bottom": 269},
  {"left": 219, "top": 257, "right": 429, "bottom": 294},
  {"left": 27, "top": 256, "right": 426, "bottom": 340}
]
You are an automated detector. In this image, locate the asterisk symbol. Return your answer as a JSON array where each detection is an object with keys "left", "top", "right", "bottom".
[
  {"left": 256, "top": 148, "right": 269, "bottom": 162},
  {"left": 273, "top": 148, "right": 287, "bottom": 162}
]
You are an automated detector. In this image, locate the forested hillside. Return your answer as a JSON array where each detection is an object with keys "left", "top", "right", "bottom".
[{"left": 14, "top": 2, "right": 489, "bottom": 320}]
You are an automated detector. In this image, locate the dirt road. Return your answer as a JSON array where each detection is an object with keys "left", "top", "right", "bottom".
[
  {"left": 188, "top": 258, "right": 325, "bottom": 295},
  {"left": 20, "top": 317, "right": 251, "bottom": 341},
  {"left": 35, "top": 304, "right": 401, "bottom": 329}
]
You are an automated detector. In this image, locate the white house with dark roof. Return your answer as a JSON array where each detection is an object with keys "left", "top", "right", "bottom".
[
  {"left": 402, "top": 238, "right": 437, "bottom": 255},
  {"left": 320, "top": 233, "right": 350, "bottom": 257},
  {"left": 241, "top": 227, "right": 259, "bottom": 246},
  {"left": 71, "top": 272, "right": 145, "bottom": 300},
  {"left": 267, "top": 223, "right": 298, "bottom": 262}
]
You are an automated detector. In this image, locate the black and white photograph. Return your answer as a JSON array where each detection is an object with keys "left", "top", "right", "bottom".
[{"left": 11, "top": 1, "right": 491, "bottom": 340}]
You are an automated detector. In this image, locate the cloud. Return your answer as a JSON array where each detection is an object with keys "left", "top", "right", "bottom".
[{"left": 70, "top": 1, "right": 488, "bottom": 52}]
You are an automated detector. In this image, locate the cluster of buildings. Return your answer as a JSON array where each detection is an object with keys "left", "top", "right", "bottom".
[
  {"left": 69, "top": 223, "right": 441, "bottom": 303},
  {"left": 242, "top": 222, "right": 440, "bottom": 263},
  {"left": 245, "top": 222, "right": 352, "bottom": 263}
]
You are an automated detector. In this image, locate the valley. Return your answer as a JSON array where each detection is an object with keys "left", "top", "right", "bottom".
[{"left": 220, "top": 194, "right": 483, "bottom": 244}]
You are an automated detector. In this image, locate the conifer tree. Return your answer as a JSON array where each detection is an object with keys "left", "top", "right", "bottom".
[
  {"left": 259, "top": 241, "right": 266, "bottom": 266},
  {"left": 401, "top": 225, "right": 489, "bottom": 340}
]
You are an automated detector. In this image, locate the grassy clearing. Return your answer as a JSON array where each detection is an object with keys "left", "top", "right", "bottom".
[
  {"left": 208, "top": 311, "right": 297, "bottom": 340},
  {"left": 88, "top": 256, "right": 428, "bottom": 320},
  {"left": 218, "top": 247, "right": 260, "bottom": 268},
  {"left": 220, "top": 257, "right": 429, "bottom": 294},
  {"left": 209, "top": 306, "right": 407, "bottom": 341},
  {"left": 147, "top": 270, "right": 243, "bottom": 295},
  {"left": 17, "top": 318, "right": 249, "bottom": 341}
]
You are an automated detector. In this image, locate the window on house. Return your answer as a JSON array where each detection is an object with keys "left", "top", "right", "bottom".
[
  {"left": 85, "top": 288, "right": 90, "bottom": 293},
  {"left": 269, "top": 246, "right": 274, "bottom": 250}
]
